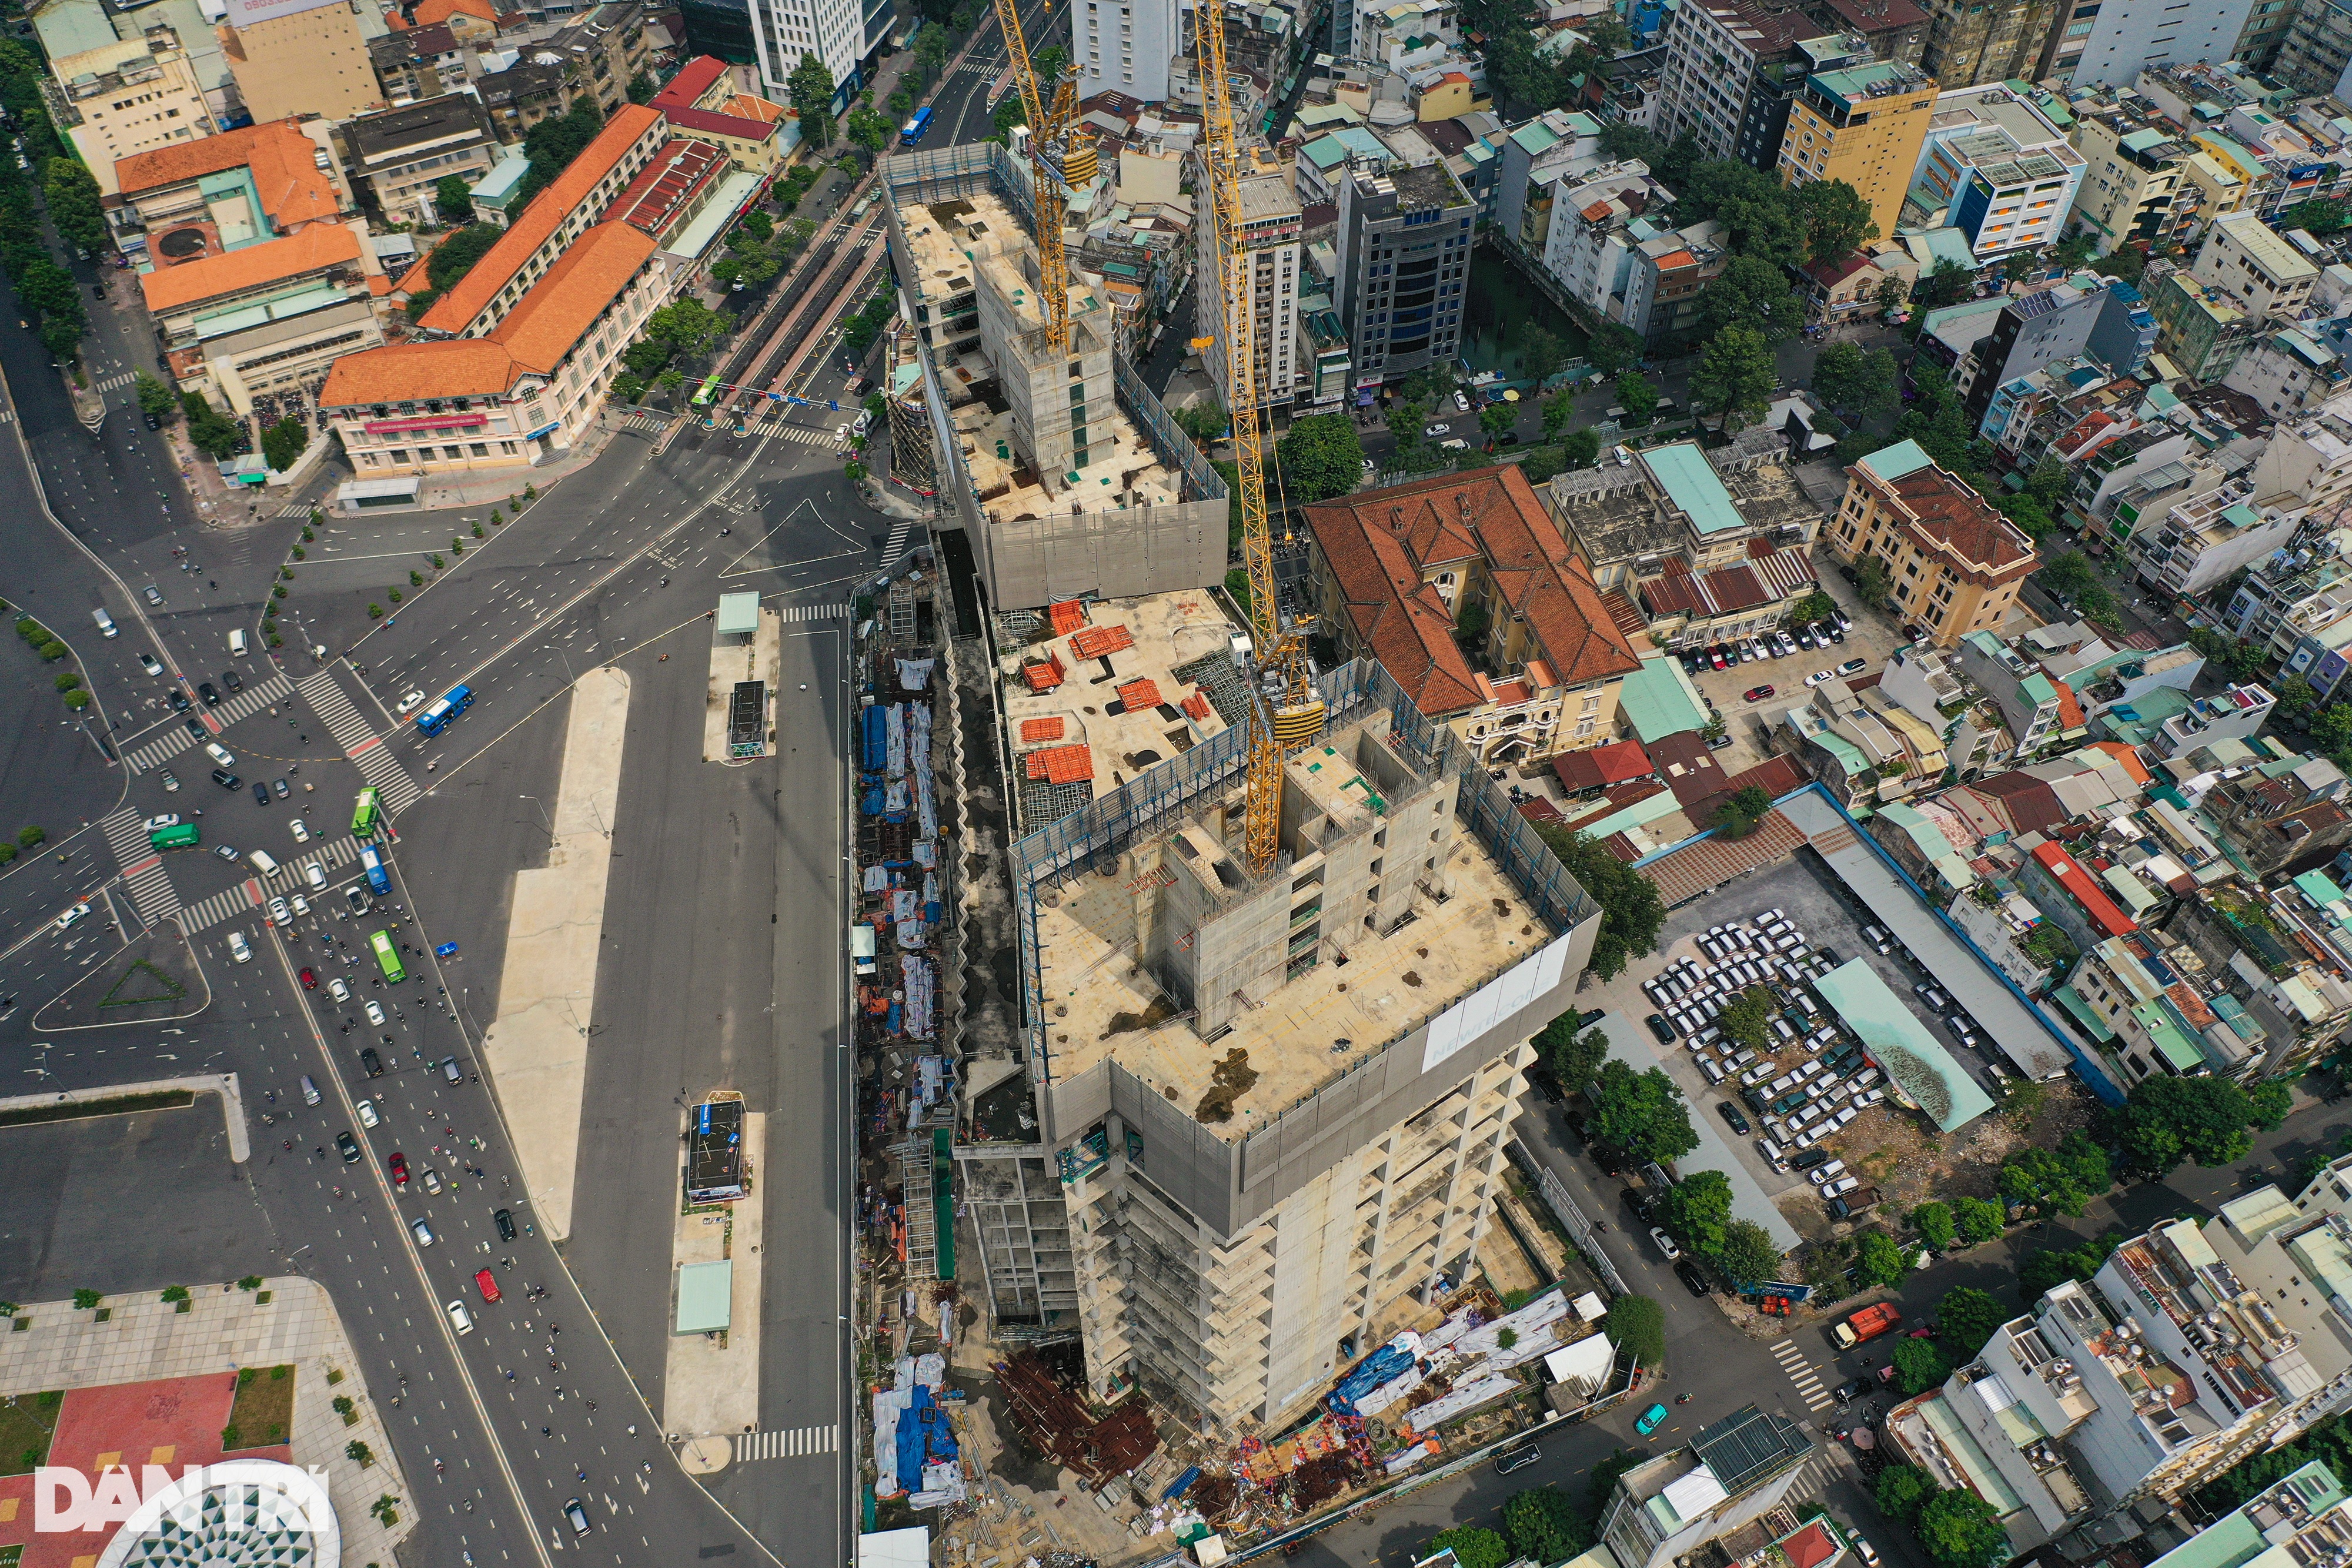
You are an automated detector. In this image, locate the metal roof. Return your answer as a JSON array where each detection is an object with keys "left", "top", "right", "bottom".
[{"left": 1689, "top": 1404, "right": 1812, "bottom": 1496}]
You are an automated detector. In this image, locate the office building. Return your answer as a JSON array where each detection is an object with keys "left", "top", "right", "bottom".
[
  {"left": 45, "top": 25, "right": 212, "bottom": 196},
  {"left": 744, "top": 0, "right": 880, "bottom": 115},
  {"left": 2067, "top": 0, "right": 2260, "bottom": 88},
  {"left": 1776, "top": 53, "right": 1937, "bottom": 246},
  {"left": 338, "top": 93, "right": 500, "bottom": 228},
  {"left": 1907, "top": 83, "right": 2083, "bottom": 263},
  {"left": 1829, "top": 439, "right": 2037, "bottom": 646},
  {"left": 218, "top": 0, "right": 386, "bottom": 126},
  {"left": 1336, "top": 157, "right": 1475, "bottom": 386},
  {"left": 1653, "top": 0, "right": 1820, "bottom": 168},
  {"left": 1076, "top": 0, "right": 1176, "bottom": 102}
]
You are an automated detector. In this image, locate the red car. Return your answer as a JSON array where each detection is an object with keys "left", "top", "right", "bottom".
[
  {"left": 1743, "top": 684, "right": 1776, "bottom": 702},
  {"left": 389, "top": 1152, "right": 409, "bottom": 1188},
  {"left": 474, "top": 1268, "right": 502, "bottom": 1303},
  {"left": 298, "top": 967, "right": 318, "bottom": 990}
]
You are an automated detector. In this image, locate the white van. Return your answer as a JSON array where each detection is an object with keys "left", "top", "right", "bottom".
[
  {"left": 205, "top": 743, "right": 235, "bottom": 767},
  {"left": 299, "top": 1075, "right": 321, "bottom": 1106},
  {"left": 248, "top": 848, "right": 279, "bottom": 875},
  {"left": 226, "top": 930, "right": 251, "bottom": 963},
  {"left": 91, "top": 607, "right": 116, "bottom": 638},
  {"left": 228, "top": 628, "right": 246, "bottom": 657}
]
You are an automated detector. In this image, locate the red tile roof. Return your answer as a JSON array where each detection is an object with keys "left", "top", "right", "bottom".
[
  {"left": 653, "top": 55, "right": 730, "bottom": 110},
  {"left": 116, "top": 118, "right": 340, "bottom": 228},
  {"left": 1048, "top": 600, "right": 1088, "bottom": 636},
  {"left": 1887, "top": 466, "right": 2036, "bottom": 580},
  {"left": 1783, "top": 1524, "right": 1839, "bottom": 1568},
  {"left": 600, "top": 138, "right": 726, "bottom": 240},
  {"left": 1304, "top": 467, "right": 1641, "bottom": 717},
  {"left": 1969, "top": 771, "right": 2066, "bottom": 835},
  {"left": 2032, "top": 841, "right": 2138, "bottom": 938},
  {"left": 663, "top": 105, "right": 780, "bottom": 143},
  {"left": 2054, "top": 680, "right": 2084, "bottom": 729},
  {"left": 1553, "top": 739, "right": 1655, "bottom": 793},
  {"left": 2086, "top": 740, "right": 2150, "bottom": 783}
]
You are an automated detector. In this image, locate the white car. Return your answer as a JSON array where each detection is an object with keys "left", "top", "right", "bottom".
[
  {"left": 138, "top": 651, "right": 164, "bottom": 677},
  {"left": 355, "top": 1096, "right": 379, "bottom": 1128},
  {"left": 1821, "top": 1176, "right": 1860, "bottom": 1198},
  {"left": 836, "top": 423, "right": 852, "bottom": 444},
  {"left": 205, "top": 743, "right": 234, "bottom": 767},
  {"left": 329, "top": 977, "right": 351, "bottom": 1003},
  {"left": 364, "top": 999, "right": 386, "bottom": 1025},
  {"left": 304, "top": 863, "right": 328, "bottom": 891},
  {"left": 395, "top": 690, "right": 426, "bottom": 716},
  {"left": 290, "top": 894, "right": 310, "bottom": 918},
  {"left": 1808, "top": 1160, "right": 1848, "bottom": 1186},
  {"left": 142, "top": 814, "right": 181, "bottom": 832},
  {"left": 446, "top": 1299, "right": 475, "bottom": 1335},
  {"left": 1804, "top": 670, "right": 1832, "bottom": 687},
  {"left": 1649, "top": 1226, "right": 1681, "bottom": 1261},
  {"left": 1452, "top": 390, "right": 1470, "bottom": 411},
  {"left": 420, "top": 1166, "right": 443, "bottom": 1195},
  {"left": 267, "top": 897, "right": 291, "bottom": 925},
  {"left": 410, "top": 1218, "right": 435, "bottom": 1248},
  {"left": 227, "top": 930, "right": 252, "bottom": 963},
  {"left": 1438, "top": 438, "right": 1469, "bottom": 450},
  {"left": 55, "top": 902, "right": 90, "bottom": 930},
  {"left": 289, "top": 818, "right": 309, "bottom": 843}
]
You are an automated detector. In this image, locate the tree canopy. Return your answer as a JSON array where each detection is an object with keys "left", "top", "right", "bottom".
[
  {"left": 1585, "top": 1060, "right": 1699, "bottom": 1166},
  {"left": 1792, "top": 178, "right": 1878, "bottom": 263},
  {"left": 1939, "top": 1287, "right": 2010, "bottom": 1359},
  {"left": 1876, "top": 1465, "right": 1937, "bottom": 1524},
  {"left": 1892, "top": 1336, "right": 1953, "bottom": 1395},
  {"left": 1502, "top": 1489, "right": 1592, "bottom": 1565},
  {"left": 1855, "top": 1232, "right": 1912, "bottom": 1287},
  {"left": 516, "top": 99, "right": 604, "bottom": 207},
  {"left": 1700, "top": 256, "right": 1801, "bottom": 344},
  {"left": 433, "top": 173, "right": 475, "bottom": 226},
  {"left": 1997, "top": 1132, "right": 2112, "bottom": 1216},
  {"left": 1690, "top": 324, "right": 1776, "bottom": 432},
  {"left": 426, "top": 224, "right": 503, "bottom": 292},
  {"left": 1810, "top": 342, "right": 1899, "bottom": 419},
  {"left": 1272, "top": 413, "right": 1365, "bottom": 503},
  {"left": 1658, "top": 1168, "right": 1733, "bottom": 1255},
  {"left": 788, "top": 52, "right": 838, "bottom": 146},
  {"left": 1529, "top": 824, "right": 1663, "bottom": 979},
  {"left": 1916, "top": 1490, "right": 2010, "bottom": 1568},
  {"left": 2104, "top": 1076, "right": 2281, "bottom": 1179},
  {"left": 1601, "top": 1296, "right": 1665, "bottom": 1369},
  {"left": 1538, "top": 1016, "right": 1610, "bottom": 1097},
  {"left": 1715, "top": 1219, "right": 1782, "bottom": 1285},
  {"left": 42, "top": 161, "right": 105, "bottom": 255},
  {"left": 1427, "top": 1526, "right": 1512, "bottom": 1568}
]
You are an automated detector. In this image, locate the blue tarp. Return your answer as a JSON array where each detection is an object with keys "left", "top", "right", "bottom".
[
  {"left": 863, "top": 706, "right": 889, "bottom": 770},
  {"left": 1327, "top": 1343, "right": 1416, "bottom": 1414},
  {"left": 894, "top": 1386, "right": 957, "bottom": 1486},
  {"left": 1163, "top": 1465, "right": 1200, "bottom": 1500}
]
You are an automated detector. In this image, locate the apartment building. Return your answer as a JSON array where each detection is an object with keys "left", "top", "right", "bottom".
[
  {"left": 2273, "top": 0, "right": 2352, "bottom": 94},
  {"left": 1949, "top": 277, "right": 2157, "bottom": 427},
  {"left": 2221, "top": 536, "right": 2352, "bottom": 663},
  {"left": 338, "top": 93, "right": 499, "bottom": 228},
  {"left": 1622, "top": 220, "right": 1730, "bottom": 342},
  {"left": 1906, "top": 83, "right": 2082, "bottom": 263},
  {"left": 1653, "top": 0, "right": 1819, "bottom": 168},
  {"left": 2148, "top": 270, "right": 2264, "bottom": 383},
  {"left": 2251, "top": 396, "right": 2352, "bottom": 520},
  {"left": 2148, "top": 683, "right": 2281, "bottom": 758},
  {"left": 1074, "top": 0, "right": 1176, "bottom": 99},
  {"left": 1535, "top": 161, "right": 1667, "bottom": 325},
  {"left": 1829, "top": 439, "right": 2037, "bottom": 646},
  {"left": 2227, "top": 327, "right": 2352, "bottom": 420},
  {"left": 45, "top": 25, "right": 212, "bottom": 196},
  {"left": 1306, "top": 466, "right": 1645, "bottom": 766},
  {"left": 2195, "top": 212, "right": 2321, "bottom": 317},
  {"left": 322, "top": 220, "right": 673, "bottom": 476},
  {"left": 1782, "top": 675, "right": 1951, "bottom": 807},
  {"left": 1953, "top": 629, "right": 2082, "bottom": 756},
  {"left": 2126, "top": 480, "right": 2301, "bottom": 599},
  {"left": 1915, "top": 0, "right": 2064, "bottom": 87},
  {"left": 744, "top": 0, "right": 877, "bottom": 113},
  {"left": 1776, "top": 54, "right": 1936, "bottom": 246},
  {"left": 366, "top": 24, "right": 469, "bottom": 103},
  {"left": 2067, "top": 0, "right": 2260, "bottom": 89},
  {"left": 2169, "top": 872, "right": 2352, "bottom": 1077},
  {"left": 1492, "top": 108, "right": 1605, "bottom": 252},
  {"left": 412, "top": 103, "right": 667, "bottom": 338},
  {"left": 2058, "top": 926, "right": 2244, "bottom": 1085},
  {"left": 1200, "top": 155, "right": 1301, "bottom": 412},
  {"left": 1335, "top": 158, "right": 1475, "bottom": 385},
  {"left": 1598, "top": 1407, "right": 1816, "bottom": 1568},
  {"left": 218, "top": 0, "right": 386, "bottom": 126},
  {"left": 2066, "top": 90, "right": 2196, "bottom": 255}
]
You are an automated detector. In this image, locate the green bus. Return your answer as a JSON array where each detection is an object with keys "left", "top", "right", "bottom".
[
  {"left": 692, "top": 373, "right": 723, "bottom": 406},
  {"left": 148, "top": 823, "right": 199, "bottom": 851},
  {"left": 352, "top": 787, "right": 380, "bottom": 841},
  {"left": 369, "top": 929, "right": 406, "bottom": 984}
]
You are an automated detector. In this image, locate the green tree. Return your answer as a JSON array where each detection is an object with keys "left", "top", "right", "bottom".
[
  {"left": 1175, "top": 399, "right": 1230, "bottom": 447},
  {"left": 1913, "top": 257, "right": 1979, "bottom": 309},
  {"left": 433, "top": 173, "right": 475, "bottom": 226},
  {"left": 425, "top": 225, "right": 503, "bottom": 292},
  {"left": 1542, "top": 393, "right": 1576, "bottom": 442},
  {"left": 844, "top": 103, "right": 893, "bottom": 160},
  {"left": 1792, "top": 177, "right": 1878, "bottom": 263},
  {"left": 133, "top": 370, "right": 176, "bottom": 419},
  {"left": 1999, "top": 494, "right": 2056, "bottom": 542},
  {"left": 2108, "top": 1075, "right": 2265, "bottom": 1178},
  {"left": 914, "top": 27, "right": 951, "bottom": 85},
  {"left": 1478, "top": 401, "right": 1515, "bottom": 446},
  {"left": 259, "top": 417, "right": 306, "bottom": 473},
  {"left": 1718, "top": 985, "right": 1773, "bottom": 1052},
  {"left": 1855, "top": 1232, "right": 1911, "bottom": 1288},
  {"left": 2049, "top": 231, "right": 2100, "bottom": 270},
  {"left": 1715, "top": 1219, "right": 1782, "bottom": 1285},
  {"left": 1601, "top": 1296, "right": 1665, "bottom": 1369},
  {"left": 2018, "top": 1234, "right": 2122, "bottom": 1296},
  {"left": 1559, "top": 427, "right": 1602, "bottom": 470},
  {"left": 1917, "top": 1489, "right": 2010, "bottom": 1568},
  {"left": 1952, "top": 1196, "right": 2003, "bottom": 1246},
  {"left": 1938, "top": 1287, "right": 2010, "bottom": 1359},
  {"left": 1427, "top": 1526, "right": 1512, "bottom": 1568},
  {"left": 1272, "top": 413, "right": 1366, "bottom": 503},
  {"left": 2277, "top": 674, "right": 2321, "bottom": 723},
  {"left": 1711, "top": 785, "right": 1775, "bottom": 838},
  {"left": 1998, "top": 1132, "right": 2112, "bottom": 1216},
  {"left": 1538, "top": 1017, "right": 1610, "bottom": 1096},
  {"left": 626, "top": 70, "right": 657, "bottom": 104},
  {"left": 1502, "top": 1488, "right": 1592, "bottom": 1564},
  {"left": 1659, "top": 1168, "right": 1733, "bottom": 1255},
  {"left": 1892, "top": 1336, "right": 1953, "bottom": 1394},
  {"left": 1690, "top": 324, "right": 1776, "bottom": 432},
  {"left": 1876, "top": 1465, "right": 1939, "bottom": 1524},
  {"left": 1528, "top": 824, "right": 1663, "bottom": 979},
  {"left": 992, "top": 93, "right": 1027, "bottom": 141},
  {"left": 1679, "top": 159, "right": 1805, "bottom": 265},
  {"left": 1700, "top": 255, "right": 1801, "bottom": 343},
  {"left": 516, "top": 98, "right": 604, "bottom": 206},
  {"left": 44, "top": 161, "right": 106, "bottom": 255},
  {"left": 1585, "top": 1060, "right": 1700, "bottom": 1165},
  {"left": 1521, "top": 325, "right": 1568, "bottom": 390},
  {"left": 2024, "top": 454, "right": 2073, "bottom": 508},
  {"left": 1585, "top": 321, "right": 1645, "bottom": 377},
  {"left": 788, "top": 52, "right": 838, "bottom": 146},
  {"left": 1912, "top": 1201, "right": 1956, "bottom": 1250},
  {"left": 1599, "top": 122, "right": 1665, "bottom": 163},
  {"left": 179, "top": 392, "right": 243, "bottom": 461},
  {"left": 1810, "top": 342, "right": 1899, "bottom": 419},
  {"left": 643, "top": 299, "right": 727, "bottom": 359},
  {"left": 1615, "top": 372, "right": 1659, "bottom": 424},
  {"left": 2285, "top": 198, "right": 2350, "bottom": 235}
]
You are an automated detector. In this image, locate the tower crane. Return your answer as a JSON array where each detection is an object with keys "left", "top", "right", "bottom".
[
  {"left": 987, "top": 0, "right": 1093, "bottom": 352},
  {"left": 1194, "top": 0, "right": 1323, "bottom": 872}
]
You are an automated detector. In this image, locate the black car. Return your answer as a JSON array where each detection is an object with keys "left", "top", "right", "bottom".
[
  {"left": 1644, "top": 1012, "right": 1675, "bottom": 1044},
  {"left": 142, "top": 410, "right": 161, "bottom": 430},
  {"left": 1578, "top": 1008, "right": 1609, "bottom": 1029},
  {"left": 252, "top": 782, "right": 270, "bottom": 805},
  {"left": 359, "top": 1047, "right": 383, "bottom": 1077},
  {"left": 336, "top": 1131, "right": 361, "bottom": 1162},
  {"left": 494, "top": 1208, "right": 517, "bottom": 1242},
  {"left": 168, "top": 688, "right": 191, "bottom": 712},
  {"left": 183, "top": 716, "right": 205, "bottom": 740},
  {"left": 211, "top": 768, "right": 240, "bottom": 790},
  {"left": 198, "top": 682, "right": 220, "bottom": 706},
  {"left": 1673, "top": 1260, "right": 1712, "bottom": 1298},
  {"left": 222, "top": 668, "right": 243, "bottom": 693},
  {"left": 1717, "top": 1101, "right": 1752, "bottom": 1134},
  {"left": 1526, "top": 1064, "right": 1565, "bottom": 1104},
  {"left": 1839, "top": 565, "right": 1859, "bottom": 584},
  {"left": 1833, "top": 1376, "right": 1872, "bottom": 1402}
]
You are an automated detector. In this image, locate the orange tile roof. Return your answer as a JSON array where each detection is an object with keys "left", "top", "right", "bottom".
[
  {"left": 1023, "top": 654, "right": 1066, "bottom": 690},
  {"left": 140, "top": 222, "right": 362, "bottom": 314},
  {"left": 1116, "top": 678, "right": 1162, "bottom": 710},
  {"left": 410, "top": 0, "right": 508, "bottom": 27},
  {"left": 723, "top": 93, "right": 789, "bottom": 125},
  {"left": 491, "top": 222, "right": 654, "bottom": 373},
  {"left": 2087, "top": 739, "right": 2151, "bottom": 783},
  {"left": 1019, "top": 717, "right": 1066, "bottom": 742},
  {"left": 320, "top": 337, "right": 518, "bottom": 405},
  {"left": 116, "top": 118, "right": 339, "bottom": 229},
  {"left": 417, "top": 103, "right": 662, "bottom": 335},
  {"left": 1070, "top": 624, "right": 1135, "bottom": 658},
  {"left": 2054, "top": 679, "right": 2084, "bottom": 729},
  {"left": 392, "top": 254, "right": 434, "bottom": 296},
  {"left": 368, "top": 275, "right": 394, "bottom": 296},
  {"left": 1025, "top": 744, "right": 1093, "bottom": 783}
]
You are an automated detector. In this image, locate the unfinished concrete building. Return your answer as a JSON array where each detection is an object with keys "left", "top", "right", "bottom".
[
  {"left": 959, "top": 656, "right": 1601, "bottom": 1435},
  {"left": 881, "top": 141, "right": 1227, "bottom": 610}
]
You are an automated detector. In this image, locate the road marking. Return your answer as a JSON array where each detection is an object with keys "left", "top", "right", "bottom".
[
  {"left": 298, "top": 670, "right": 422, "bottom": 814},
  {"left": 100, "top": 807, "right": 182, "bottom": 927},
  {"left": 1769, "top": 1338, "right": 1835, "bottom": 1412},
  {"left": 180, "top": 879, "right": 265, "bottom": 934},
  {"left": 777, "top": 603, "right": 852, "bottom": 623},
  {"left": 733, "top": 1425, "right": 838, "bottom": 1462}
]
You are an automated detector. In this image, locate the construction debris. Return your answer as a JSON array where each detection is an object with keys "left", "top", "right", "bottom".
[{"left": 995, "top": 1350, "right": 1161, "bottom": 1483}]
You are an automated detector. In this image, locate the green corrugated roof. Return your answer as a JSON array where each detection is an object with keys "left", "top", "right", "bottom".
[
  {"left": 2019, "top": 673, "right": 2059, "bottom": 704},
  {"left": 1619, "top": 655, "right": 1711, "bottom": 744},
  {"left": 2053, "top": 983, "right": 2117, "bottom": 1042},
  {"left": 1815, "top": 959, "right": 1996, "bottom": 1131},
  {"left": 2134, "top": 1000, "right": 2207, "bottom": 1072},
  {"left": 675, "top": 1260, "right": 733, "bottom": 1333},
  {"left": 1643, "top": 442, "right": 1747, "bottom": 534},
  {"left": 2102, "top": 867, "right": 2159, "bottom": 913},
  {"left": 1858, "top": 439, "right": 1933, "bottom": 483}
]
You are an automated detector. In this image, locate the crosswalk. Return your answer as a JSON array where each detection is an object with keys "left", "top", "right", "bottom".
[
  {"left": 298, "top": 671, "right": 422, "bottom": 815},
  {"left": 881, "top": 516, "right": 914, "bottom": 564},
  {"left": 777, "top": 602, "right": 851, "bottom": 624},
  {"left": 123, "top": 726, "right": 196, "bottom": 775},
  {"left": 1782, "top": 1449, "right": 1842, "bottom": 1502},
  {"left": 176, "top": 834, "right": 367, "bottom": 934},
  {"left": 92, "top": 369, "right": 138, "bottom": 393},
  {"left": 99, "top": 808, "right": 182, "bottom": 929},
  {"left": 733, "top": 1424, "right": 837, "bottom": 1463},
  {"left": 121, "top": 674, "right": 296, "bottom": 776},
  {"left": 181, "top": 878, "right": 263, "bottom": 935},
  {"left": 1770, "top": 1338, "right": 1834, "bottom": 1413}
]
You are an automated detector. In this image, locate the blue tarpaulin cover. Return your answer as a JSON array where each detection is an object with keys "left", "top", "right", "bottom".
[{"left": 1328, "top": 1343, "right": 1417, "bottom": 1414}]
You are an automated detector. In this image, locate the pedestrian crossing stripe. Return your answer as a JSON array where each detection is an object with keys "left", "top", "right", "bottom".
[
  {"left": 93, "top": 370, "right": 137, "bottom": 392},
  {"left": 298, "top": 671, "right": 422, "bottom": 815},
  {"left": 214, "top": 673, "right": 293, "bottom": 728},
  {"left": 733, "top": 1425, "right": 838, "bottom": 1462},
  {"left": 777, "top": 603, "right": 851, "bottom": 623},
  {"left": 181, "top": 880, "right": 264, "bottom": 935},
  {"left": 99, "top": 807, "right": 183, "bottom": 928},
  {"left": 125, "top": 729, "right": 195, "bottom": 774}
]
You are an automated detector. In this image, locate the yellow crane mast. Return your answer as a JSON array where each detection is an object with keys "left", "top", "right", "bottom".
[
  {"left": 987, "top": 0, "right": 1086, "bottom": 351},
  {"left": 1194, "top": 0, "right": 1322, "bottom": 872}
]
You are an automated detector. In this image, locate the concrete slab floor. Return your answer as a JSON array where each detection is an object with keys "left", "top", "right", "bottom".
[
  {"left": 662, "top": 1110, "right": 766, "bottom": 1447},
  {"left": 478, "top": 667, "right": 630, "bottom": 1242}
]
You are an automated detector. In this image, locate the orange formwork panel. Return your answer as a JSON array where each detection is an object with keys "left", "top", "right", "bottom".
[
  {"left": 1024, "top": 744, "right": 1094, "bottom": 784},
  {"left": 1020, "top": 717, "right": 1067, "bottom": 741},
  {"left": 1070, "top": 623, "right": 1135, "bottom": 659},
  {"left": 1048, "top": 600, "right": 1088, "bottom": 636},
  {"left": 1115, "top": 678, "right": 1163, "bottom": 711}
]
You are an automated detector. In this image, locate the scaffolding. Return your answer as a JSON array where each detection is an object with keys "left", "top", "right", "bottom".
[{"left": 898, "top": 1132, "right": 942, "bottom": 1283}]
